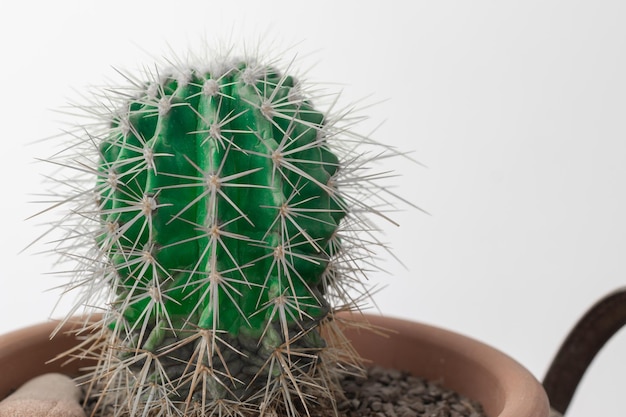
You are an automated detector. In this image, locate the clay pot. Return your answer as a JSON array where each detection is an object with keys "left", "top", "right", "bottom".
[
  {"left": 0, "top": 314, "right": 549, "bottom": 417},
  {"left": 349, "top": 315, "right": 550, "bottom": 417}
]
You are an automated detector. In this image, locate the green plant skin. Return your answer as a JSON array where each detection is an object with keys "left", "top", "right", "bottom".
[{"left": 95, "top": 62, "right": 345, "bottom": 399}]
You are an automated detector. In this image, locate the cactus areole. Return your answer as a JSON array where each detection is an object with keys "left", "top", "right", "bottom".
[{"left": 47, "top": 55, "right": 405, "bottom": 417}]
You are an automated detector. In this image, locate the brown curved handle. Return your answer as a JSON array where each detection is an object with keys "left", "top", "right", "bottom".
[{"left": 543, "top": 287, "right": 626, "bottom": 415}]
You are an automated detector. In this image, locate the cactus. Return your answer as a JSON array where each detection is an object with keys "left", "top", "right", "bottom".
[{"left": 44, "top": 52, "right": 409, "bottom": 417}]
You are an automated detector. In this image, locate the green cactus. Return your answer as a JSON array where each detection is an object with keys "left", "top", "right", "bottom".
[{"left": 45, "top": 53, "right": 409, "bottom": 417}]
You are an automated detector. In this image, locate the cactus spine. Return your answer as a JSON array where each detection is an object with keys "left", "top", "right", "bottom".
[{"left": 46, "top": 52, "right": 405, "bottom": 417}]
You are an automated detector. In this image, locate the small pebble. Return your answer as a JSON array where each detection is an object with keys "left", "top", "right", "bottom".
[{"left": 0, "top": 373, "right": 85, "bottom": 417}]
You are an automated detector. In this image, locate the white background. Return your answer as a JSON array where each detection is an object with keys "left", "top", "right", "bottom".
[{"left": 1, "top": 1, "right": 625, "bottom": 416}]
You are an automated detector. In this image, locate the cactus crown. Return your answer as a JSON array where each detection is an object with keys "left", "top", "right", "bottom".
[{"left": 42, "top": 50, "right": 409, "bottom": 417}]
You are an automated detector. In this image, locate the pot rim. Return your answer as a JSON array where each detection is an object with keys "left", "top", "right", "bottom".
[{"left": 0, "top": 313, "right": 549, "bottom": 417}]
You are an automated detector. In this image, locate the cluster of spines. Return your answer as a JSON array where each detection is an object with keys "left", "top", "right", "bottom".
[{"left": 43, "top": 54, "right": 405, "bottom": 417}]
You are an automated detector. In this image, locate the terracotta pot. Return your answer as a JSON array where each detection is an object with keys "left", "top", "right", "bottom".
[
  {"left": 0, "top": 314, "right": 549, "bottom": 417},
  {"left": 347, "top": 315, "right": 550, "bottom": 417}
]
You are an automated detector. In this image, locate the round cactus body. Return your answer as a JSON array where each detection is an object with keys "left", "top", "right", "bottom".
[
  {"left": 95, "top": 62, "right": 344, "bottom": 404},
  {"left": 100, "top": 63, "right": 340, "bottom": 336},
  {"left": 43, "top": 52, "right": 409, "bottom": 417}
]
